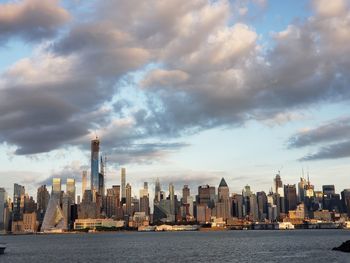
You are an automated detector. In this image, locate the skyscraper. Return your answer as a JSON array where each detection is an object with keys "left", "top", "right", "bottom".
[
  {"left": 284, "top": 184, "right": 297, "bottom": 212},
  {"left": 169, "top": 183, "right": 175, "bottom": 200},
  {"left": 154, "top": 178, "right": 161, "bottom": 203},
  {"left": 298, "top": 177, "right": 307, "bottom": 203},
  {"left": 82, "top": 170, "right": 87, "bottom": 196},
  {"left": 121, "top": 168, "right": 126, "bottom": 202},
  {"left": 198, "top": 185, "right": 216, "bottom": 209},
  {"left": 37, "top": 185, "right": 50, "bottom": 222},
  {"left": 182, "top": 185, "right": 190, "bottom": 204},
  {"left": 274, "top": 173, "right": 283, "bottom": 194},
  {"left": 66, "top": 178, "right": 76, "bottom": 204},
  {"left": 13, "top": 183, "right": 25, "bottom": 221},
  {"left": 139, "top": 182, "right": 149, "bottom": 215},
  {"left": 52, "top": 178, "right": 61, "bottom": 194},
  {"left": 0, "top": 188, "right": 7, "bottom": 230},
  {"left": 125, "top": 183, "right": 132, "bottom": 215},
  {"left": 90, "top": 137, "right": 100, "bottom": 197},
  {"left": 217, "top": 178, "right": 230, "bottom": 220}
]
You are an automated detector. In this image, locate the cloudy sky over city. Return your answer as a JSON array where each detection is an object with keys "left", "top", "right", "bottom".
[{"left": 0, "top": 0, "right": 350, "bottom": 197}]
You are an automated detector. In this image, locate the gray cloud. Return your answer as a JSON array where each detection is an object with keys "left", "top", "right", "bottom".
[
  {"left": 288, "top": 117, "right": 350, "bottom": 148},
  {"left": 0, "top": 0, "right": 70, "bottom": 42},
  {"left": 1, "top": 0, "right": 350, "bottom": 167},
  {"left": 301, "top": 140, "right": 350, "bottom": 161}
]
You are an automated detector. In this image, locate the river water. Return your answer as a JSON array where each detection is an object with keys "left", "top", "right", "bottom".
[{"left": 0, "top": 230, "right": 349, "bottom": 262}]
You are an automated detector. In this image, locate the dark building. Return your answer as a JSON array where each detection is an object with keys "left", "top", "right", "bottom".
[
  {"left": 37, "top": 185, "right": 50, "bottom": 223},
  {"left": 197, "top": 185, "right": 216, "bottom": 209},
  {"left": 341, "top": 189, "right": 350, "bottom": 216},
  {"left": 257, "top": 191, "right": 268, "bottom": 221},
  {"left": 13, "top": 183, "right": 25, "bottom": 221},
  {"left": 322, "top": 185, "right": 341, "bottom": 212},
  {"left": 284, "top": 184, "right": 297, "bottom": 212},
  {"left": 232, "top": 194, "right": 243, "bottom": 218},
  {"left": 90, "top": 138, "right": 100, "bottom": 197}
]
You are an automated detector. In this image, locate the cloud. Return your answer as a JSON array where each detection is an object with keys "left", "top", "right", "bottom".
[
  {"left": 301, "top": 140, "right": 350, "bottom": 161},
  {"left": 287, "top": 116, "right": 350, "bottom": 161},
  {"left": 312, "top": 0, "right": 348, "bottom": 17},
  {"left": 38, "top": 161, "right": 88, "bottom": 186},
  {"left": 1, "top": 0, "right": 350, "bottom": 168},
  {"left": 288, "top": 117, "right": 350, "bottom": 148},
  {"left": 0, "top": 0, "right": 70, "bottom": 42}
]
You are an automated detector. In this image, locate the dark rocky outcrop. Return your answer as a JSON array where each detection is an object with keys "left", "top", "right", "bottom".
[{"left": 332, "top": 240, "right": 350, "bottom": 253}]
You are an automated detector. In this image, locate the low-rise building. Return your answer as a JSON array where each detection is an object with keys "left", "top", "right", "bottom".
[{"left": 74, "top": 218, "right": 124, "bottom": 230}]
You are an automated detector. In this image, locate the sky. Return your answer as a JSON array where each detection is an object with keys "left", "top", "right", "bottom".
[{"left": 0, "top": 0, "right": 350, "bottom": 199}]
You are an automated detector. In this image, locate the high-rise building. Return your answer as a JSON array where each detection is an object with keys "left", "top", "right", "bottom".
[
  {"left": 90, "top": 137, "right": 100, "bottom": 196},
  {"left": 198, "top": 185, "right": 216, "bottom": 208},
  {"left": 121, "top": 168, "right": 126, "bottom": 202},
  {"left": 37, "top": 185, "right": 50, "bottom": 223},
  {"left": 218, "top": 178, "right": 229, "bottom": 200},
  {"left": 217, "top": 178, "right": 230, "bottom": 220},
  {"left": 232, "top": 194, "right": 243, "bottom": 218},
  {"left": 140, "top": 182, "right": 149, "bottom": 216},
  {"left": 154, "top": 178, "right": 161, "bottom": 203},
  {"left": 257, "top": 191, "right": 268, "bottom": 221},
  {"left": 284, "top": 184, "right": 297, "bottom": 212},
  {"left": 0, "top": 188, "right": 7, "bottom": 230},
  {"left": 66, "top": 178, "right": 76, "bottom": 204},
  {"left": 169, "top": 183, "right": 175, "bottom": 200},
  {"left": 82, "top": 170, "right": 87, "bottom": 196},
  {"left": 105, "top": 185, "right": 121, "bottom": 218},
  {"left": 125, "top": 183, "right": 132, "bottom": 215},
  {"left": 52, "top": 178, "right": 61, "bottom": 194},
  {"left": 341, "top": 189, "right": 350, "bottom": 216},
  {"left": 274, "top": 173, "right": 283, "bottom": 194},
  {"left": 13, "top": 183, "right": 25, "bottom": 221},
  {"left": 298, "top": 177, "right": 307, "bottom": 203},
  {"left": 182, "top": 185, "right": 190, "bottom": 204}
]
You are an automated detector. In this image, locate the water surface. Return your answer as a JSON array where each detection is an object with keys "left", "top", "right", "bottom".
[{"left": 0, "top": 230, "right": 349, "bottom": 262}]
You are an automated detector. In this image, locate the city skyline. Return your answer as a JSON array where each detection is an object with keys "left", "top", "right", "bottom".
[{"left": 1, "top": 0, "right": 350, "bottom": 200}]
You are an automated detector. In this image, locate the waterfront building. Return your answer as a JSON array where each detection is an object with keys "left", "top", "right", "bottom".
[
  {"left": 90, "top": 137, "right": 100, "bottom": 199},
  {"left": 23, "top": 212, "right": 38, "bottom": 232},
  {"left": 41, "top": 189, "right": 67, "bottom": 232},
  {"left": 129, "top": 212, "right": 149, "bottom": 228},
  {"left": 153, "top": 199, "right": 175, "bottom": 223},
  {"left": 74, "top": 218, "right": 124, "bottom": 230},
  {"left": 66, "top": 178, "right": 76, "bottom": 204}
]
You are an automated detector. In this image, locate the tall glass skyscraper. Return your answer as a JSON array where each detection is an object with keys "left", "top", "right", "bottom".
[
  {"left": 121, "top": 168, "right": 126, "bottom": 201},
  {"left": 90, "top": 138, "right": 100, "bottom": 195}
]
